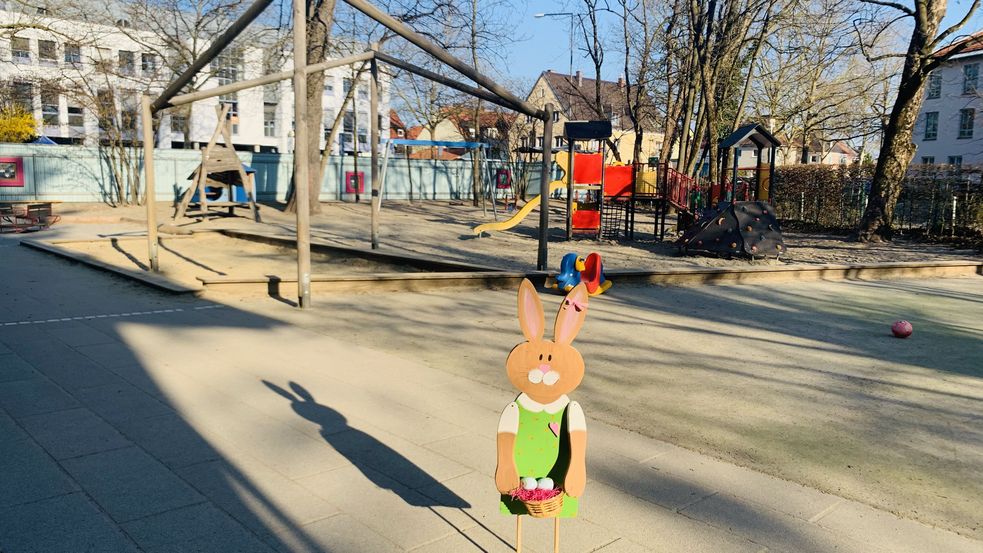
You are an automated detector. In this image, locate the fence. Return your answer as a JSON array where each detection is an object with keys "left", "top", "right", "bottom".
[
  {"left": 0, "top": 143, "right": 546, "bottom": 204},
  {"left": 771, "top": 164, "right": 983, "bottom": 239}
]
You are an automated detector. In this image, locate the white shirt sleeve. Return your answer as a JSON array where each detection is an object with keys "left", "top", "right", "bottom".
[
  {"left": 497, "top": 402, "right": 519, "bottom": 434},
  {"left": 567, "top": 401, "right": 586, "bottom": 432}
]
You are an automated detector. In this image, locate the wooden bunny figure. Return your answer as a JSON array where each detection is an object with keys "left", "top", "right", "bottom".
[{"left": 496, "top": 279, "right": 589, "bottom": 553}]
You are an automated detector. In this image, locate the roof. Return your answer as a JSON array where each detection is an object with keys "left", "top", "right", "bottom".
[
  {"left": 389, "top": 110, "right": 406, "bottom": 130},
  {"left": 934, "top": 30, "right": 983, "bottom": 58},
  {"left": 406, "top": 126, "right": 424, "bottom": 140},
  {"left": 408, "top": 148, "right": 462, "bottom": 161},
  {"left": 537, "top": 71, "right": 635, "bottom": 123},
  {"left": 720, "top": 123, "right": 782, "bottom": 149}
]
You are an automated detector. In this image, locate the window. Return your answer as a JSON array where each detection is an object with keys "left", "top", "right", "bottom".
[
  {"left": 923, "top": 112, "right": 939, "bottom": 140},
  {"left": 141, "top": 53, "right": 157, "bottom": 76},
  {"left": 263, "top": 103, "right": 277, "bottom": 137},
  {"left": 343, "top": 110, "right": 354, "bottom": 133},
  {"left": 927, "top": 73, "right": 942, "bottom": 99},
  {"left": 95, "top": 48, "right": 112, "bottom": 72},
  {"left": 921, "top": 156, "right": 934, "bottom": 165},
  {"left": 958, "top": 108, "right": 975, "bottom": 138},
  {"left": 215, "top": 49, "right": 243, "bottom": 134},
  {"left": 67, "top": 105, "right": 83, "bottom": 128},
  {"left": 963, "top": 63, "right": 979, "bottom": 94},
  {"left": 12, "top": 36, "right": 30, "bottom": 63},
  {"left": 810, "top": 154, "right": 820, "bottom": 163},
  {"left": 64, "top": 43, "right": 81, "bottom": 64},
  {"left": 118, "top": 50, "right": 135, "bottom": 75},
  {"left": 322, "top": 108, "right": 335, "bottom": 139},
  {"left": 554, "top": 136, "right": 564, "bottom": 148},
  {"left": 12, "top": 81, "right": 33, "bottom": 111},
  {"left": 324, "top": 78, "right": 334, "bottom": 94},
  {"left": 38, "top": 40, "right": 56, "bottom": 64},
  {"left": 537, "top": 136, "right": 544, "bottom": 148},
  {"left": 170, "top": 114, "right": 187, "bottom": 134},
  {"left": 520, "top": 136, "right": 528, "bottom": 148},
  {"left": 41, "top": 86, "right": 59, "bottom": 125},
  {"left": 552, "top": 111, "right": 560, "bottom": 122},
  {"left": 343, "top": 78, "right": 352, "bottom": 95},
  {"left": 96, "top": 89, "right": 115, "bottom": 131},
  {"left": 948, "top": 155, "right": 963, "bottom": 166},
  {"left": 358, "top": 85, "right": 368, "bottom": 100},
  {"left": 120, "top": 91, "right": 138, "bottom": 132}
]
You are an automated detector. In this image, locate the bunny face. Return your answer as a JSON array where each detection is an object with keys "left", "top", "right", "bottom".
[{"left": 505, "top": 279, "right": 589, "bottom": 404}]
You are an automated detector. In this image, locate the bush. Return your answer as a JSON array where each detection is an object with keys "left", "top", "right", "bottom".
[{"left": 0, "top": 105, "right": 38, "bottom": 143}]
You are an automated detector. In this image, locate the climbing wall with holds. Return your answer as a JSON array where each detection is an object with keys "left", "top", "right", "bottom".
[{"left": 677, "top": 201, "right": 785, "bottom": 258}]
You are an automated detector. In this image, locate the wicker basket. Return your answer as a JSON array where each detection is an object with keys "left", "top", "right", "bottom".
[{"left": 522, "top": 492, "right": 564, "bottom": 518}]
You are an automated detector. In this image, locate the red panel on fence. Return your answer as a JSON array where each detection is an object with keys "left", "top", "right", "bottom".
[
  {"left": 604, "top": 165, "right": 634, "bottom": 198},
  {"left": 572, "top": 153, "right": 603, "bottom": 184},
  {"left": 572, "top": 209, "right": 600, "bottom": 230}
]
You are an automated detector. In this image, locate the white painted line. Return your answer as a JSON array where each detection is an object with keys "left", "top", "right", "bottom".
[{"left": 0, "top": 304, "right": 224, "bottom": 327}]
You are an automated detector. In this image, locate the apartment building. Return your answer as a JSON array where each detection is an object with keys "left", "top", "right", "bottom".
[
  {"left": 0, "top": 3, "right": 389, "bottom": 152},
  {"left": 913, "top": 31, "right": 983, "bottom": 167}
]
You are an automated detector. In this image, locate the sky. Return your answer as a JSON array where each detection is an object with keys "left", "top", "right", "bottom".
[{"left": 493, "top": 0, "right": 983, "bottom": 88}]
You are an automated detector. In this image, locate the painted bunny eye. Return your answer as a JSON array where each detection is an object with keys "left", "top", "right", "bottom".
[
  {"left": 538, "top": 354, "right": 543, "bottom": 360},
  {"left": 548, "top": 354, "right": 552, "bottom": 361}
]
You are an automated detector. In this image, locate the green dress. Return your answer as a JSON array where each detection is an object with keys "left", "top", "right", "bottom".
[{"left": 499, "top": 396, "right": 579, "bottom": 517}]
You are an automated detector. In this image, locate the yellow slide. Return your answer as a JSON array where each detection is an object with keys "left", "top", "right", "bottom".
[{"left": 473, "top": 181, "right": 566, "bottom": 235}]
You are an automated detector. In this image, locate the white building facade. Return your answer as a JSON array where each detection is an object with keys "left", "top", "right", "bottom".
[
  {"left": 0, "top": 5, "right": 389, "bottom": 153},
  {"left": 913, "top": 46, "right": 983, "bottom": 166}
]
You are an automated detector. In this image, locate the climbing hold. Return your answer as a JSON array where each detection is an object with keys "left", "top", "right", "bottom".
[
  {"left": 730, "top": 242, "right": 737, "bottom": 248},
  {"left": 717, "top": 217, "right": 725, "bottom": 225}
]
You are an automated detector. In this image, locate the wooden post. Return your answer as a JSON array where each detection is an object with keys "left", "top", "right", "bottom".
[
  {"left": 768, "top": 146, "right": 777, "bottom": 201},
  {"left": 731, "top": 147, "right": 739, "bottom": 204},
  {"left": 566, "top": 139, "right": 574, "bottom": 240},
  {"left": 141, "top": 95, "right": 159, "bottom": 272},
  {"left": 537, "top": 104, "right": 553, "bottom": 271},
  {"left": 292, "top": 0, "right": 311, "bottom": 308},
  {"left": 370, "top": 44, "right": 381, "bottom": 249},
  {"left": 553, "top": 517, "right": 559, "bottom": 553},
  {"left": 516, "top": 516, "right": 522, "bottom": 553}
]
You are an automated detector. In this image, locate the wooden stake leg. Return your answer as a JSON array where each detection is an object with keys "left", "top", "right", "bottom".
[
  {"left": 554, "top": 517, "right": 559, "bottom": 553},
  {"left": 516, "top": 515, "right": 522, "bottom": 553}
]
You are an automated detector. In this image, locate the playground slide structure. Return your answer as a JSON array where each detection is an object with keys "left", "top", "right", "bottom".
[{"left": 472, "top": 181, "right": 566, "bottom": 235}]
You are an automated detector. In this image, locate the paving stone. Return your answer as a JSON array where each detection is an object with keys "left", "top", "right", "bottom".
[
  {"left": 592, "top": 537, "right": 656, "bottom": 552},
  {"left": 0, "top": 438, "right": 78, "bottom": 508},
  {"left": 7, "top": 340, "right": 118, "bottom": 391},
  {"left": 814, "top": 501, "right": 983, "bottom": 553},
  {"left": 322, "top": 425, "right": 473, "bottom": 490},
  {"left": 589, "top": 419, "right": 676, "bottom": 463},
  {"left": 593, "top": 452, "right": 716, "bottom": 511},
  {"left": 0, "top": 493, "right": 139, "bottom": 553},
  {"left": 61, "top": 446, "right": 203, "bottom": 523},
  {"left": 115, "top": 412, "right": 222, "bottom": 469},
  {"left": 0, "top": 353, "right": 39, "bottom": 383},
  {"left": 44, "top": 323, "right": 117, "bottom": 347},
  {"left": 679, "top": 492, "right": 884, "bottom": 553},
  {"left": 0, "top": 340, "right": 12, "bottom": 354},
  {"left": 296, "top": 465, "right": 462, "bottom": 550},
  {"left": 581, "top": 482, "right": 763, "bottom": 553},
  {"left": 407, "top": 526, "right": 531, "bottom": 553},
  {"left": 0, "top": 378, "right": 79, "bottom": 418},
  {"left": 20, "top": 407, "right": 131, "bottom": 460},
  {"left": 648, "top": 446, "right": 843, "bottom": 521},
  {"left": 75, "top": 342, "right": 143, "bottom": 369},
  {"left": 423, "top": 432, "right": 498, "bottom": 477},
  {"left": 74, "top": 379, "right": 174, "bottom": 424},
  {"left": 270, "top": 513, "right": 403, "bottom": 553},
  {"left": 177, "top": 456, "right": 340, "bottom": 539},
  {"left": 122, "top": 502, "right": 275, "bottom": 553}
]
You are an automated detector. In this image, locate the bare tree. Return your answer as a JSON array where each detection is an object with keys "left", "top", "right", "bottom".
[{"left": 855, "top": 0, "right": 981, "bottom": 241}]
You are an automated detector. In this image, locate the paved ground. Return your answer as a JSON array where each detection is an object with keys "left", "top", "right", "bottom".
[{"left": 2, "top": 228, "right": 982, "bottom": 552}]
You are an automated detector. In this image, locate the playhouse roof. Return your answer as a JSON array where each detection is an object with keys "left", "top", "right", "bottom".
[{"left": 719, "top": 123, "right": 782, "bottom": 150}]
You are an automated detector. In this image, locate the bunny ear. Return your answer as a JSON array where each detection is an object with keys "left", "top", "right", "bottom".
[
  {"left": 554, "top": 282, "right": 589, "bottom": 345},
  {"left": 517, "top": 279, "right": 545, "bottom": 341}
]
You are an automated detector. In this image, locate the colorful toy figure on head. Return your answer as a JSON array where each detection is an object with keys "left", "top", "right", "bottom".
[
  {"left": 555, "top": 253, "right": 586, "bottom": 292},
  {"left": 496, "top": 279, "right": 590, "bottom": 552},
  {"left": 553, "top": 252, "right": 612, "bottom": 296}
]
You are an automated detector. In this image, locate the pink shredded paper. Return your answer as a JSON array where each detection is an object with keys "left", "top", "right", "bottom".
[{"left": 509, "top": 487, "right": 563, "bottom": 502}]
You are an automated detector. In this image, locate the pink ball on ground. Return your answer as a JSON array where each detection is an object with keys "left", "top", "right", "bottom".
[{"left": 892, "top": 320, "right": 913, "bottom": 338}]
